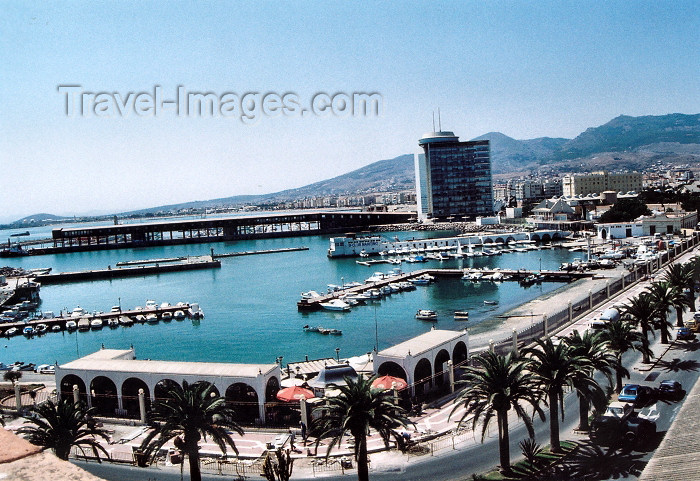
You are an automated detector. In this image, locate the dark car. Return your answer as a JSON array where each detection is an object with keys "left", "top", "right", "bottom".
[
  {"left": 618, "top": 384, "right": 653, "bottom": 405},
  {"left": 590, "top": 414, "right": 656, "bottom": 450},
  {"left": 677, "top": 327, "right": 695, "bottom": 341},
  {"left": 658, "top": 380, "right": 683, "bottom": 400}
]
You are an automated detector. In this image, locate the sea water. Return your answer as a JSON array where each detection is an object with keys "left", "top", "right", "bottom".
[{"left": 0, "top": 228, "right": 580, "bottom": 366}]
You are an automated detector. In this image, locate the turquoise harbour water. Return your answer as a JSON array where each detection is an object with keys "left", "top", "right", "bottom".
[{"left": 1, "top": 228, "right": 580, "bottom": 366}]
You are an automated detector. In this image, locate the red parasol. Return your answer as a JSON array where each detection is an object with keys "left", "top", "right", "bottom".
[
  {"left": 275, "top": 386, "right": 315, "bottom": 402},
  {"left": 371, "top": 375, "right": 408, "bottom": 391}
]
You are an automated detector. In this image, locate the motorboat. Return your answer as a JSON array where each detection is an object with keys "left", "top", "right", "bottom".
[
  {"left": 134, "top": 314, "right": 147, "bottom": 323},
  {"left": 146, "top": 313, "right": 159, "bottom": 323},
  {"left": 415, "top": 309, "right": 438, "bottom": 321},
  {"left": 160, "top": 302, "right": 171, "bottom": 309},
  {"left": 36, "top": 323, "right": 49, "bottom": 334},
  {"left": 71, "top": 306, "right": 88, "bottom": 318},
  {"left": 319, "top": 299, "right": 351, "bottom": 312},
  {"left": 119, "top": 316, "right": 134, "bottom": 326},
  {"left": 173, "top": 310, "right": 186, "bottom": 320},
  {"left": 380, "top": 286, "right": 393, "bottom": 296},
  {"left": 301, "top": 291, "right": 322, "bottom": 300},
  {"left": 23, "top": 326, "right": 34, "bottom": 336},
  {"left": 454, "top": 311, "right": 469, "bottom": 320},
  {"left": 51, "top": 324, "right": 62, "bottom": 332},
  {"left": 145, "top": 300, "right": 158, "bottom": 309},
  {"left": 107, "top": 318, "right": 119, "bottom": 328},
  {"left": 187, "top": 303, "right": 204, "bottom": 319},
  {"left": 388, "top": 283, "right": 402, "bottom": 292},
  {"left": 77, "top": 319, "right": 91, "bottom": 331},
  {"left": 90, "top": 319, "right": 103, "bottom": 330},
  {"left": 161, "top": 311, "right": 173, "bottom": 321},
  {"left": 65, "top": 320, "right": 77, "bottom": 331},
  {"left": 368, "top": 288, "right": 382, "bottom": 299},
  {"left": 4, "top": 327, "right": 19, "bottom": 337},
  {"left": 483, "top": 300, "right": 499, "bottom": 305}
]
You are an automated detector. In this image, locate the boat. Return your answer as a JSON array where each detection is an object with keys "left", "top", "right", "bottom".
[
  {"left": 454, "top": 311, "right": 469, "bottom": 320},
  {"left": 146, "top": 313, "right": 159, "bottom": 323},
  {"left": 65, "top": 320, "right": 77, "bottom": 331},
  {"left": 161, "top": 311, "right": 173, "bottom": 321},
  {"left": 107, "top": 318, "right": 119, "bottom": 328},
  {"left": 303, "top": 325, "right": 321, "bottom": 332},
  {"left": 415, "top": 309, "right": 438, "bottom": 321},
  {"left": 367, "top": 288, "right": 382, "bottom": 299},
  {"left": 36, "top": 323, "right": 49, "bottom": 334},
  {"left": 9, "top": 231, "right": 30, "bottom": 237},
  {"left": 77, "top": 319, "right": 90, "bottom": 331},
  {"left": 187, "top": 303, "right": 204, "bottom": 319},
  {"left": 70, "top": 306, "right": 88, "bottom": 318},
  {"left": 119, "top": 316, "right": 133, "bottom": 326},
  {"left": 51, "top": 324, "right": 62, "bottom": 332},
  {"left": 0, "top": 245, "right": 29, "bottom": 257},
  {"left": 173, "top": 310, "right": 186, "bottom": 320},
  {"left": 4, "top": 327, "right": 18, "bottom": 337},
  {"left": 319, "top": 299, "right": 351, "bottom": 312},
  {"left": 145, "top": 300, "right": 158, "bottom": 309},
  {"left": 23, "top": 326, "right": 34, "bottom": 336},
  {"left": 134, "top": 314, "right": 147, "bottom": 323},
  {"left": 483, "top": 300, "right": 498, "bottom": 305},
  {"left": 90, "top": 319, "right": 103, "bottom": 330}
]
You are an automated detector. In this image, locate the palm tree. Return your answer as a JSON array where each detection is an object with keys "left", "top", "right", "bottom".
[
  {"left": 312, "top": 375, "right": 410, "bottom": 481},
  {"left": 524, "top": 338, "right": 596, "bottom": 452},
  {"left": 601, "top": 319, "right": 645, "bottom": 393},
  {"left": 621, "top": 293, "right": 656, "bottom": 360},
  {"left": 140, "top": 380, "right": 243, "bottom": 481},
  {"left": 663, "top": 261, "right": 696, "bottom": 316},
  {"left": 646, "top": 281, "right": 677, "bottom": 344},
  {"left": 451, "top": 351, "right": 544, "bottom": 473},
  {"left": 564, "top": 330, "right": 617, "bottom": 431},
  {"left": 17, "top": 398, "right": 109, "bottom": 460}
]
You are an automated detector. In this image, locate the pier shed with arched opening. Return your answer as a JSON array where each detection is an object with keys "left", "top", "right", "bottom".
[
  {"left": 55, "top": 348, "right": 280, "bottom": 424},
  {"left": 373, "top": 328, "right": 469, "bottom": 398}
]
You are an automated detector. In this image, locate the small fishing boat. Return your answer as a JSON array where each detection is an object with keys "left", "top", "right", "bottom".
[
  {"left": 146, "top": 313, "right": 159, "bottom": 323},
  {"left": 173, "top": 310, "right": 186, "bottom": 320},
  {"left": 134, "top": 314, "right": 146, "bottom": 323},
  {"left": 23, "top": 326, "right": 34, "bottom": 336},
  {"left": 65, "top": 320, "right": 77, "bottom": 331},
  {"left": 483, "top": 300, "right": 498, "bottom": 305},
  {"left": 107, "top": 318, "right": 119, "bottom": 328},
  {"left": 77, "top": 319, "right": 90, "bottom": 331},
  {"left": 161, "top": 311, "right": 173, "bottom": 321},
  {"left": 36, "top": 323, "right": 49, "bottom": 334},
  {"left": 415, "top": 309, "right": 438, "bottom": 321},
  {"left": 319, "top": 299, "right": 351, "bottom": 312},
  {"left": 90, "top": 319, "right": 103, "bottom": 330},
  {"left": 454, "top": 311, "right": 469, "bottom": 320},
  {"left": 119, "top": 316, "right": 133, "bottom": 326},
  {"left": 51, "top": 324, "right": 62, "bottom": 332}
]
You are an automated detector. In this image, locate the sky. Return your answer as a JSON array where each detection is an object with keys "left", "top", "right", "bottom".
[{"left": 1, "top": 1, "right": 699, "bottom": 222}]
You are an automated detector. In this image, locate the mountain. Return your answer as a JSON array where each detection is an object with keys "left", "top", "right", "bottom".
[
  {"left": 556, "top": 113, "right": 700, "bottom": 160},
  {"left": 95, "top": 113, "right": 700, "bottom": 216},
  {"left": 13, "top": 213, "right": 69, "bottom": 224}
]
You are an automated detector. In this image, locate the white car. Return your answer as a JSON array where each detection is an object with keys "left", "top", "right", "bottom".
[{"left": 37, "top": 364, "right": 56, "bottom": 374}]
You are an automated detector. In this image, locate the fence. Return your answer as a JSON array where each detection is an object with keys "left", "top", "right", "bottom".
[{"left": 488, "top": 232, "right": 700, "bottom": 356}]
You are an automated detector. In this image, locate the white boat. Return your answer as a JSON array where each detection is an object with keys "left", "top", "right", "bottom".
[
  {"left": 146, "top": 313, "right": 159, "bottom": 323},
  {"left": 51, "top": 324, "right": 62, "bottom": 332},
  {"left": 36, "top": 323, "right": 49, "bottom": 334},
  {"left": 90, "top": 319, "right": 103, "bottom": 330},
  {"left": 398, "top": 281, "right": 415, "bottom": 290},
  {"left": 415, "top": 309, "right": 437, "bottom": 321},
  {"left": 119, "top": 316, "right": 134, "bottom": 326},
  {"left": 483, "top": 300, "right": 499, "bottom": 305},
  {"left": 134, "top": 314, "right": 147, "bottom": 323},
  {"left": 65, "top": 320, "right": 77, "bottom": 331},
  {"left": 173, "top": 310, "right": 186, "bottom": 320},
  {"left": 319, "top": 299, "right": 351, "bottom": 312},
  {"left": 160, "top": 302, "right": 171, "bottom": 309},
  {"left": 145, "top": 300, "right": 157, "bottom": 309},
  {"left": 5, "top": 327, "right": 18, "bottom": 337},
  {"left": 368, "top": 289, "right": 382, "bottom": 299},
  {"left": 77, "top": 319, "right": 91, "bottom": 331},
  {"left": 70, "top": 306, "right": 88, "bottom": 318},
  {"left": 388, "top": 283, "right": 402, "bottom": 292},
  {"left": 301, "top": 290, "right": 322, "bottom": 300},
  {"left": 161, "top": 311, "right": 173, "bottom": 321},
  {"left": 380, "top": 286, "right": 393, "bottom": 295},
  {"left": 107, "top": 318, "right": 119, "bottom": 328},
  {"left": 23, "top": 326, "right": 34, "bottom": 336},
  {"left": 187, "top": 303, "right": 204, "bottom": 319},
  {"left": 454, "top": 311, "right": 469, "bottom": 320}
]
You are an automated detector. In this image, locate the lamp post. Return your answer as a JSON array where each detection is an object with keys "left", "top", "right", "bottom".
[{"left": 335, "top": 348, "right": 340, "bottom": 362}]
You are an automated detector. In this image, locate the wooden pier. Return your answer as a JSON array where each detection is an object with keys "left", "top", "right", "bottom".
[
  {"left": 297, "top": 267, "right": 593, "bottom": 310},
  {"left": 34, "top": 256, "right": 220, "bottom": 285}
]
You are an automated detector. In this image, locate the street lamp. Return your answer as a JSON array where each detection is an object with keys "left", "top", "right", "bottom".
[{"left": 335, "top": 348, "right": 340, "bottom": 362}]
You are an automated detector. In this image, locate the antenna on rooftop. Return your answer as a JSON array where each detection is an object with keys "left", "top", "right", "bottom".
[
  {"left": 432, "top": 111, "right": 436, "bottom": 132},
  {"left": 438, "top": 108, "right": 442, "bottom": 131}
]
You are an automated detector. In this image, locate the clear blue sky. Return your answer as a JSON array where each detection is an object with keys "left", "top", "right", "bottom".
[{"left": 1, "top": 1, "right": 698, "bottom": 222}]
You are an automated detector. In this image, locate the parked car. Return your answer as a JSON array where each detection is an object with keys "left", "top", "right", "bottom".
[
  {"left": 36, "top": 364, "right": 56, "bottom": 374},
  {"left": 603, "top": 401, "right": 635, "bottom": 419},
  {"left": 657, "top": 380, "right": 683, "bottom": 400},
  {"left": 677, "top": 327, "right": 696, "bottom": 341},
  {"left": 590, "top": 413, "right": 656, "bottom": 450},
  {"left": 618, "top": 384, "right": 654, "bottom": 405}
]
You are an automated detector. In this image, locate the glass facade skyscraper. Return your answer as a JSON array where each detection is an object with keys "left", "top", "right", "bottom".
[{"left": 414, "top": 131, "right": 493, "bottom": 221}]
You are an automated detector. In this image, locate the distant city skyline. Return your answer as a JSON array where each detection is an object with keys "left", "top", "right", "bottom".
[{"left": 1, "top": 1, "right": 698, "bottom": 222}]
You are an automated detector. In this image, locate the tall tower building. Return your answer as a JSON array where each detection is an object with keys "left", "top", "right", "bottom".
[{"left": 414, "top": 131, "right": 493, "bottom": 221}]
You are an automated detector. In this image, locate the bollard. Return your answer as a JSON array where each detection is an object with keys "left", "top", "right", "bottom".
[
  {"left": 73, "top": 384, "right": 80, "bottom": 405},
  {"left": 138, "top": 388, "right": 146, "bottom": 424}
]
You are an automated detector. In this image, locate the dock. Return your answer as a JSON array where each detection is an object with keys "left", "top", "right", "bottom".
[
  {"left": 212, "top": 246, "right": 309, "bottom": 258},
  {"left": 34, "top": 256, "right": 220, "bottom": 285},
  {"left": 297, "top": 268, "right": 593, "bottom": 310}
]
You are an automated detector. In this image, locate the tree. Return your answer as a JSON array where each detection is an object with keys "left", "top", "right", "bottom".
[
  {"left": 451, "top": 351, "right": 544, "bottom": 473},
  {"left": 3, "top": 370, "right": 22, "bottom": 385},
  {"left": 261, "top": 448, "right": 293, "bottom": 481},
  {"left": 646, "top": 281, "right": 678, "bottom": 344},
  {"left": 312, "top": 375, "right": 410, "bottom": 481},
  {"left": 524, "top": 338, "right": 597, "bottom": 452},
  {"left": 140, "top": 380, "right": 243, "bottom": 481},
  {"left": 662, "top": 262, "right": 696, "bottom": 325},
  {"left": 601, "top": 319, "right": 645, "bottom": 393},
  {"left": 621, "top": 293, "right": 656, "bottom": 360},
  {"left": 598, "top": 198, "right": 651, "bottom": 223},
  {"left": 17, "top": 398, "right": 109, "bottom": 461},
  {"left": 564, "top": 330, "right": 617, "bottom": 431}
]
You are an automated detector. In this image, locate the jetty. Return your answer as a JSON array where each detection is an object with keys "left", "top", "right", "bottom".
[
  {"left": 33, "top": 256, "right": 220, "bottom": 285},
  {"left": 297, "top": 267, "right": 592, "bottom": 310},
  {"left": 212, "top": 246, "right": 309, "bottom": 258}
]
